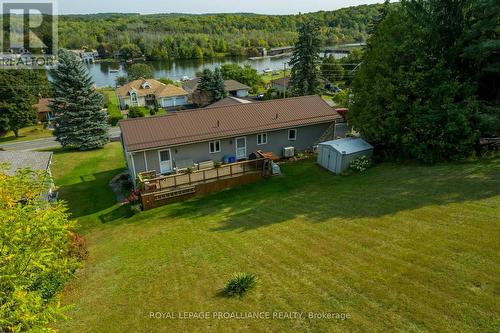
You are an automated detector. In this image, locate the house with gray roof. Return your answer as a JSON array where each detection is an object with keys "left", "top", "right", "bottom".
[
  {"left": 183, "top": 78, "right": 250, "bottom": 97},
  {"left": 0, "top": 151, "right": 53, "bottom": 176},
  {"left": 0, "top": 151, "right": 55, "bottom": 196}
]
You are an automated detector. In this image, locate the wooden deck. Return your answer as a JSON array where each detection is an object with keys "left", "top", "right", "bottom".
[{"left": 137, "top": 159, "right": 271, "bottom": 210}]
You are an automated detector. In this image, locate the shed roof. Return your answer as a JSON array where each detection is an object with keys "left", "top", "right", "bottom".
[
  {"left": 0, "top": 151, "right": 53, "bottom": 176},
  {"left": 319, "top": 138, "right": 373, "bottom": 155},
  {"left": 120, "top": 95, "right": 342, "bottom": 152}
]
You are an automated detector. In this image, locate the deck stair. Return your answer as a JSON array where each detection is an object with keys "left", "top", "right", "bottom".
[
  {"left": 153, "top": 186, "right": 196, "bottom": 201},
  {"left": 315, "top": 122, "right": 336, "bottom": 144}
]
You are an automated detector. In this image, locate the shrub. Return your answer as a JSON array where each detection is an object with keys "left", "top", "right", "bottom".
[
  {"left": 223, "top": 272, "right": 257, "bottom": 297},
  {"left": 349, "top": 155, "right": 371, "bottom": 172},
  {"left": 67, "top": 231, "right": 88, "bottom": 261},
  {"left": 29, "top": 272, "right": 66, "bottom": 300},
  {"left": 128, "top": 107, "right": 145, "bottom": 118},
  {"left": 108, "top": 114, "right": 122, "bottom": 126}
]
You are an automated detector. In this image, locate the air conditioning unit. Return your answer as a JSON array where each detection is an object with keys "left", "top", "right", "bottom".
[{"left": 283, "top": 146, "right": 295, "bottom": 158}]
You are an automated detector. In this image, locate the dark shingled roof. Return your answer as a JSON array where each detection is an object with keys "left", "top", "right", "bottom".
[
  {"left": 208, "top": 96, "right": 253, "bottom": 108},
  {"left": 33, "top": 98, "right": 51, "bottom": 114},
  {"left": 119, "top": 95, "right": 341, "bottom": 152},
  {"left": 182, "top": 78, "right": 250, "bottom": 93},
  {"left": 0, "top": 151, "right": 53, "bottom": 176},
  {"left": 271, "top": 77, "right": 291, "bottom": 87},
  {"left": 223, "top": 80, "right": 250, "bottom": 92}
]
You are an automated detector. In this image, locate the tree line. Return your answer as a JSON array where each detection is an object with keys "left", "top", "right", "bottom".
[
  {"left": 289, "top": 0, "right": 499, "bottom": 162},
  {"left": 57, "top": 4, "right": 383, "bottom": 60}
]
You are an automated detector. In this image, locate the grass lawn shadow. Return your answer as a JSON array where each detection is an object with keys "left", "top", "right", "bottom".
[
  {"left": 159, "top": 157, "right": 500, "bottom": 232},
  {"left": 57, "top": 168, "right": 125, "bottom": 219}
]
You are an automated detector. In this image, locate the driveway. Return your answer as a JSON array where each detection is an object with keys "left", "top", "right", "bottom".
[{"left": 0, "top": 127, "right": 121, "bottom": 151}]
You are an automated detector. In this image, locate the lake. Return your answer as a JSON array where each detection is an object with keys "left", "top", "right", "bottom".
[{"left": 87, "top": 56, "right": 292, "bottom": 87}]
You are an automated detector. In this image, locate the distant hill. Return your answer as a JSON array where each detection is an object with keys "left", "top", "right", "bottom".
[{"left": 57, "top": 4, "right": 386, "bottom": 61}]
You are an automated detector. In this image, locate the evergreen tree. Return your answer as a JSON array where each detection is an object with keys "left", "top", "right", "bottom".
[
  {"left": 197, "top": 69, "right": 213, "bottom": 91},
  {"left": 290, "top": 19, "right": 322, "bottom": 96},
  {"left": 50, "top": 50, "right": 109, "bottom": 150},
  {"left": 210, "top": 67, "right": 227, "bottom": 102},
  {"left": 349, "top": 0, "right": 497, "bottom": 162}
]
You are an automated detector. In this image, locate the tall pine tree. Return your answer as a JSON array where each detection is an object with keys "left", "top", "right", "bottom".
[
  {"left": 50, "top": 50, "right": 109, "bottom": 150},
  {"left": 290, "top": 19, "right": 322, "bottom": 96},
  {"left": 210, "top": 67, "right": 227, "bottom": 102}
]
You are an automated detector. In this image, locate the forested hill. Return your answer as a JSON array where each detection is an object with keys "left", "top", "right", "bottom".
[{"left": 58, "top": 4, "right": 384, "bottom": 60}]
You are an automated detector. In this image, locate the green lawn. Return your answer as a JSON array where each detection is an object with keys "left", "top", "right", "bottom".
[
  {"left": 52, "top": 144, "right": 500, "bottom": 332},
  {"left": 0, "top": 125, "right": 53, "bottom": 143}
]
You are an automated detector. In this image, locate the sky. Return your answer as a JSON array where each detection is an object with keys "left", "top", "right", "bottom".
[{"left": 57, "top": 0, "right": 384, "bottom": 15}]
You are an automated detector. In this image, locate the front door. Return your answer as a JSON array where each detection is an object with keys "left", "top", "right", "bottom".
[
  {"left": 235, "top": 137, "right": 247, "bottom": 160},
  {"left": 159, "top": 149, "right": 172, "bottom": 174}
]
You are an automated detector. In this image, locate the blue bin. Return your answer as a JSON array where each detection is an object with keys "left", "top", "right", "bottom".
[
  {"left": 229, "top": 156, "right": 236, "bottom": 163},
  {"left": 223, "top": 156, "right": 230, "bottom": 164}
]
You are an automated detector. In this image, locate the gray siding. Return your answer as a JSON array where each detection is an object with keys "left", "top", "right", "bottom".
[
  {"left": 128, "top": 122, "right": 332, "bottom": 178},
  {"left": 317, "top": 145, "right": 373, "bottom": 174}
]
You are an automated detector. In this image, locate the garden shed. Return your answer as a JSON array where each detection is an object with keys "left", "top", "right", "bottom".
[{"left": 317, "top": 138, "right": 373, "bottom": 174}]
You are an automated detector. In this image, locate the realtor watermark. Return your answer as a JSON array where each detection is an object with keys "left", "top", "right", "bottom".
[
  {"left": 149, "top": 311, "right": 351, "bottom": 321},
  {"left": 0, "top": 0, "right": 58, "bottom": 69}
]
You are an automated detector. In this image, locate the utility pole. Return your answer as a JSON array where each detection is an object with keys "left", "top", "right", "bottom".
[{"left": 283, "top": 62, "right": 287, "bottom": 99}]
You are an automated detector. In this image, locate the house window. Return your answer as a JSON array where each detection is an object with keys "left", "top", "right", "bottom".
[
  {"left": 288, "top": 129, "right": 297, "bottom": 140},
  {"left": 130, "top": 92, "right": 138, "bottom": 105},
  {"left": 257, "top": 133, "right": 267, "bottom": 145},
  {"left": 209, "top": 140, "right": 221, "bottom": 153}
]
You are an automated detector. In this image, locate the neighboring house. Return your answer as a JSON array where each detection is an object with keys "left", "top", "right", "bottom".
[
  {"left": 182, "top": 78, "right": 250, "bottom": 97},
  {"left": 119, "top": 95, "right": 343, "bottom": 180},
  {"left": 224, "top": 80, "right": 250, "bottom": 97},
  {"left": 207, "top": 96, "right": 254, "bottom": 108},
  {"left": 270, "top": 77, "right": 291, "bottom": 92},
  {"left": 116, "top": 79, "right": 189, "bottom": 110},
  {"left": 33, "top": 98, "right": 56, "bottom": 128},
  {"left": 0, "top": 151, "right": 55, "bottom": 196}
]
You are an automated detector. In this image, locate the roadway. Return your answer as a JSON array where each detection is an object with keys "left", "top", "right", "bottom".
[{"left": 0, "top": 127, "right": 121, "bottom": 151}]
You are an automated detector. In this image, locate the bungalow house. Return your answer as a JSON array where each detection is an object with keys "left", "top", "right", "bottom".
[
  {"left": 116, "top": 79, "right": 189, "bottom": 110},
  {"left": 33, "top": 98, "right": 56, "bottom": 128},
  {"left": 270, "top": 77, "right": 291, "bottom": 92},
  {"left": 182, "top": 78, "right": 250, "bottom": 98},
  {"left": 119, "top": 95, "right": 343, "bottom": 180}
]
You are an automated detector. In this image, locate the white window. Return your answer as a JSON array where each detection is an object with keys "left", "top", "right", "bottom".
[
  {"left": 130, "top": 92, "right": 138, "bottom": 105},
  {"left": 257, "top": 133, "right": 267, "bottom": 145},
  {"left": 209, "top": 140, "right": 221, "bottom": 153},
  {"left": 288, "top": 129, "right": 297, "bottom": 140}
]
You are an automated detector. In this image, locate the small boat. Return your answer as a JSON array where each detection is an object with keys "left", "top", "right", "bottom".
[
  {"left": 108, "top": 69, "right": 119, "bottom": 73},
  {"left": 263, "top": 68, "right": 273, "bottom": 74}
]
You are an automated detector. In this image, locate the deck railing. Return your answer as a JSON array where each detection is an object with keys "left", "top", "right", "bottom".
[{"left": 138, "top": 158, "right": 269, "bottom": 194}]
